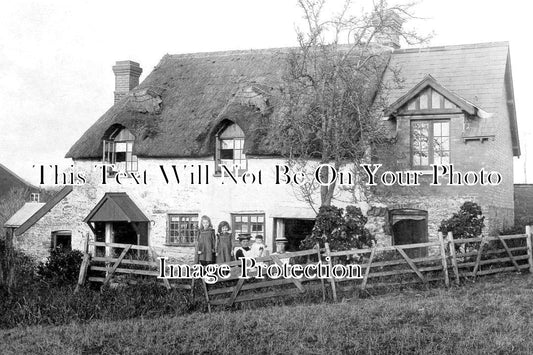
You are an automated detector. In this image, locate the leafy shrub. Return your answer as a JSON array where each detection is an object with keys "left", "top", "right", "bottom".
[
  {"left": 37, "top": 248, "right": 83, "bottom": 286},
  {"left": 0, "top": 250, "right": 37, "bottom": 297},
  {"left": 301, "top": 205, "right": 375, "bottom": 251},
  {"left": 439, "top": 202, "right": 485, "bottom": 239}
]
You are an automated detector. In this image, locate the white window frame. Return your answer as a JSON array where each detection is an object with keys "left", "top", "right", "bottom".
[{"left": 103, "top": 127, "right": 138, "bottom": 174}]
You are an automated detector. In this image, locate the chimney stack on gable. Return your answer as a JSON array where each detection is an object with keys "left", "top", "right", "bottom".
[
  {"left": 373, "top": 10, "right": 403, "bottom": 49},
  {"left": 112, "top": 60, "right": 142, "bottom": 103}
]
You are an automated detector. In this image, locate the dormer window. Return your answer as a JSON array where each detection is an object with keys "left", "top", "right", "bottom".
[
  {"left": 103, "top": 127, "right": 138, "bottom": 173},
  {"left": 215, "top": 123, "right": 247, "bottom": 173}
]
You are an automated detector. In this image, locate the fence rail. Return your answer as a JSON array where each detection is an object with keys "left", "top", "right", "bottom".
[{"left": 75, "top": 226, "right": 533, "bottom": 311}]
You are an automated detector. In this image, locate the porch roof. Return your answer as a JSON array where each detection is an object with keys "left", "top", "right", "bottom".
[{"left": 84, "top": 192, "right": 149, "bottom": 223}]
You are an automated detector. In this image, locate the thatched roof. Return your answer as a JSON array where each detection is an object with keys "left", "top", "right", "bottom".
[
  {"left": 66, "top": 48, "right": 295, "bottom": 159},
  {"left": 66, "top": 42, "right": 518, "bottom": 159}
]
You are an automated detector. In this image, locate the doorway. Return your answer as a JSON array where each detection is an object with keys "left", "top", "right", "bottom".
[
  {"left": 274, "top": 218, "right": 315, "bottom": 252},
  {"left": 389, "top": 209, "right": 428, "bottom": 258}
]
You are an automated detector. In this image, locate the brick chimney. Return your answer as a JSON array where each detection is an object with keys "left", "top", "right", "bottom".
[
  {"left": 112, "top": 60, "right": 142, "bottom": 103},
  {"left": 373, "top": 10, "right": 403, "bottom": 49}
]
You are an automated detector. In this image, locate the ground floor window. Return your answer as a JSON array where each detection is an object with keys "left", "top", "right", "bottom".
[
  {"left": 51, "top": 231, "right": 72, "bottom": 251},
  {"left": 231, "top": 214, "right": 265, "bottom": 239},
  {"left": 167, "top": 214, "right": 199, "bottom": 246}
]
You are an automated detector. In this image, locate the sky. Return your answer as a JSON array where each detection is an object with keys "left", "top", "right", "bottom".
[{"left": 1, "top": 0, "right": 531, "bottom": 186}]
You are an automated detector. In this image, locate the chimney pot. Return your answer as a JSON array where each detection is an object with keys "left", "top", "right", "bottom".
[{"left": 112, "top": 60, "right": 142, "bottom": 103}]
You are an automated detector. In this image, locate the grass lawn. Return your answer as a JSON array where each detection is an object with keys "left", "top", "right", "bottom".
[{"left": 1, "top": 273, "right": 533, "bottom": 354}]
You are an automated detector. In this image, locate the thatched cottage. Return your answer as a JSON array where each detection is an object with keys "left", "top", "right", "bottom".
[{"left": 7, "top": 40, "right": 520, "bottom": 261}]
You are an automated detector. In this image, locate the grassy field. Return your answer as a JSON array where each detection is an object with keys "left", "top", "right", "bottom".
[{"left": 1, "top": 273, "right": 533, "bottom": 354}]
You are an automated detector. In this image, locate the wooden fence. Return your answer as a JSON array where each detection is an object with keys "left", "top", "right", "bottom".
[
  {"left": 76, "top": 226, "right": 533, "bottom": 311},
  {"left": 446, "top": 227, "right": 533, "bottom": 283},
  {"left": 75, "top": 240, "right": 192, "bottom": 292}
]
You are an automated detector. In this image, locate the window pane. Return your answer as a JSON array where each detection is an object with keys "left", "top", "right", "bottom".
[
  {"left": 221, "top": 140, "right": 233, "bottom": 149},
  {"left": 413, "top": 123, "right": 429, "bottom": 151},
  {"left": 221, "top": 149, "right": 234, "bottom": 159},
  {"left": 412, "top": 121, "right": 430, "bottom": 166},
  {"left": 419, "top": 90, "right": 429, "bottom": 109},
  {"left": 407, "top": 100, "right": 416, "bottom": 110},
  {"left": 420, "top": 153, "right": 428, "bottom": 166},
  {"left": 115, "top": 142, "right": 127, "bottom": 152},
  {"left": 434, "top": 122, "right": 441, "bottom": 136},
  {"left": 432, "top": 90, "right": 441, "bottom": 109},
  {"left": 441, "top": 137, "right": 449, "bottom": 150},
  {"left": 444, "top": 99, "right": 454, "bottom": 109},
  {"left": 441, "top": 122, "right": 449, "bottom": 136},
  {"left": 441, "top": 151, "right": 450, "bottom": 165},
  {"left": 115, "top": 152, "right": 126, "bottom": 162}
]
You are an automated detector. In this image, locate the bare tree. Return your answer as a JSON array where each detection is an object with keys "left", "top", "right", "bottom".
[{"left": 272, "top": 0, "right": 428, "bottom": 210}]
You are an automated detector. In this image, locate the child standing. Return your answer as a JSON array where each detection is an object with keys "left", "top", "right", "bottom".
[
  {"left": 197, "top": 215, "right": 215, "bottom": 266},
  {"left": 216, "top": 221, "right": 233, "bottom": 263}
]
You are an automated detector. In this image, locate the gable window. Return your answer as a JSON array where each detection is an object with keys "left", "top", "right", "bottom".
[
  {"left": 30, "top": 193, "right": 40, "bottom": 202},
  {"left": 167, "top": 214, "right": 198, "bottom": 246},
  {"left": 406, "top": 87, "right": 456, "bottom": 111},
  {"left": 215, "top": 123, "right": 247, "bottom": 173},
  {"left": 231, "top": 213, "right": 265, "bottom": 239},
  {"left": 103, "top": 127, "right": 138, "bottom": 173},
  {"left": 411, "top": 120, "right": 450, "bottom": 168}
]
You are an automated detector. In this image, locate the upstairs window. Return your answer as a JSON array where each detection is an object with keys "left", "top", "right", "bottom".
[
  {"left": 30, "top": 193, "right": 40, "bottom": 202},
  {"left": 411, "top": 120, "right": 450, "bottom": 168},
  {"left": 215, "top": 123, "right": 247, "bottom": 173},
  {"left": 103, "top": 127, "right": 138, "bottom": 173}
]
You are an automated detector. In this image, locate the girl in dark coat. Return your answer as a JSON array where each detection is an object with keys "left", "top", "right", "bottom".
[
  {"left": 216, "top": 221, "right": 233, "bottom": 263},
  {"left": 197, "top": 215, "right": 215, "bottom": 265}
]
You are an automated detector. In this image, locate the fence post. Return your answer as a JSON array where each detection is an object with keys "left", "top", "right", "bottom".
[
  {"left": 84, "top": 232, "right": 90, "bottom": 254},
  {"left": 324, "top": 242, "right": 337, "bottom": 302},
  {"left": 447, "top": 232, "right": 460, "bottom": 285},
  {"left": 360, "top": 246, "right": 375, "bottom": 291},
  {"left": 75, "top": 253, "right": 91, "bottom": 293},
  {"left": 472, "top": 235, "right": 486, "bottom": 277},
  {"left": 315, "top": 243, "right": 326, "bottom": 302},
  {"left": 438, "top": 232, "right": 449, "bottom": 287},
  {"left": 526, "top": 225, "right": 533, "bottom": 274}
]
